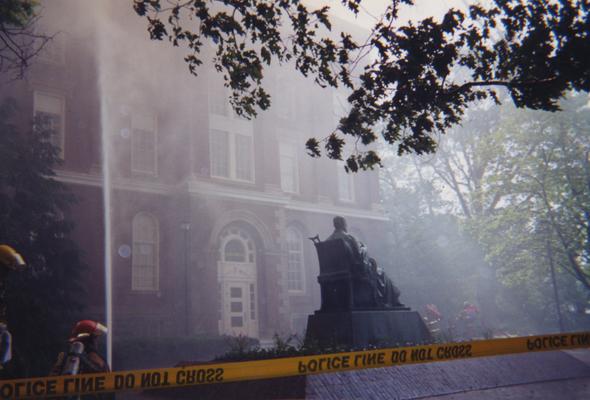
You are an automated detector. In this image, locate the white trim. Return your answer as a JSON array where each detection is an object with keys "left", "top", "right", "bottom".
[
  {"left": 55, "top": 170, "right": 102, "bottom": 187},
  {"left": 208, "top": 209, "right": 274, "bottom": 251},
  {"left": 54, "top": 171, "right": 175, "bottom": 195},
  {"left": 53, "top": 171, "right": 387, "bottom": 221},
  {"left": 188, "top": 178, "right": 388, "bottom": 221},
  {"left": 285, "top": 201, "right": 387, "bottom": 221}
]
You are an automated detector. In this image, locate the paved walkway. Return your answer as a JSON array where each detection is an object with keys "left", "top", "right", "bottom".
[
  {"left": 419, "top": 377, "right": 590, "bottom": 399},
  {"left": 422, "top": 350, "right": 590, "bottom": 400},
  {"left": 306, "top": 350, "right": 590, "bottom": 399}
]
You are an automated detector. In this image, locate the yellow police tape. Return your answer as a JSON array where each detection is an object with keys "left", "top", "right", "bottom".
[{"left": 1, "top": 331, "right": 589, "bottom": 399}]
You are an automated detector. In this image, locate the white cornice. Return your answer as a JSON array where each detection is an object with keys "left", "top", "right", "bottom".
[
  {"left": 285, "top": 201, "right": 388, "bottom": 221},
  {"left": 187, "top": 179, "right": 290, "bottom": 206},
  {"left": 187, "top": 178, "right": 387, "bottom": 221},
  {"left": 54, "top": 171, "right": 387, "bottom": 221},
  {"left": 55, "top": 170, "right": 178, "bottom": 195},
  {"left": 55, "top": 170, "right": 102, "bottom": 187}
]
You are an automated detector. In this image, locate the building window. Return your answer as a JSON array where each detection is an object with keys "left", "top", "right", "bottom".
[
  {"left": 286, "top": 227, "right": 305, "bottom": 293},
  {"left": 37, "top": 33, "right": 66, "bottom": 65},
  {"left": 224, "top": 239, "right": 246, "bottom": 262},
  {"left": 209, "top": 129, "right": 254, "bottom": 182},
  {"left": 337, "top": 161, "right": 355, "bottom": 202},
  {"left": 132, "top": 213, "right": 159, "bottom": 291},
  {"left": 131, "top": 112, "right": 157, "bottom": 175},
  {"left": 209, "top": 85, "right": 230, "bottom": 117},
  {"left": 208, "top": 83, "right": 249, "bottom": 120},
  {"left": 235, "top": 134, "right": 253, "bottom": 181},
  {"left": 210, "top": 129, "right": 230, "bottom": 178},
  {"left": 332, "top": 90, "right": 350, "bottom": 126},
  {"left": 280, "top": 142, "right": 299, "bottom": 194},
  {"left": 275, "top": 75, "right": 296, "bottom": 120},
  {"left": 34, "top": 91, "right": 65, "bottom": 158},
  {"left": 220, "top": 227, "right": 256, "bottom": 263}
]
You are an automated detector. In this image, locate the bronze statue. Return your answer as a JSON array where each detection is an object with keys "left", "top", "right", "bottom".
[{"left": 318, "top": 216, "right": 402, "bottom": 309}]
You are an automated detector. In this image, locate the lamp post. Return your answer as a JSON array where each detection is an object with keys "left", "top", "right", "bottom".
[{"left": 180, "top": 223, "right": 191, "bottom": 335}]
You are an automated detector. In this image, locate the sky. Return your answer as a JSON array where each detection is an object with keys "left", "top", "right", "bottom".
[{"left": 322, "top": 0, "right": 471, "bottom": 28}]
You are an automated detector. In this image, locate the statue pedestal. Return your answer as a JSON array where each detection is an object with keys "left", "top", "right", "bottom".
[{"left": 305, "top": 309, "right": 432, "bottom": 348}]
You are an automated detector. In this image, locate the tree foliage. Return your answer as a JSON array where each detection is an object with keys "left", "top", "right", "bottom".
[
  {"left": 415, "top": 93, "right": 590, "bottom": 330},
  {"left": 499, "top": 96, "right": 590, "bottom": 291},
  {"left": 0, "top": 0, "right": 50, "bottom": 80},
  {"left": 0, "top": 99, "right": 85, "bottom": 377},
  {"left": 134, "top": 0, "right": 589, "bottom": 170}
]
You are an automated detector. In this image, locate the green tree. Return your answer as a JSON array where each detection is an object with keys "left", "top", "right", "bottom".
[
  {"left": 0, "top": 99, "right": 85, "bottom": 377},
  {"left": 134, "top": 0, "right": 589, "bottom": 169},
  {"left": 495, "top": 95, "right": 590, "bottom": 329},
  {"left": 422, "top": 94, "right": 590, "bottom": 332}
]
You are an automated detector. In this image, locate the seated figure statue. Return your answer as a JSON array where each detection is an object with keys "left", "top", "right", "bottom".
[{"left": 326, "top": 216, "right": 402, "bottom": 308}]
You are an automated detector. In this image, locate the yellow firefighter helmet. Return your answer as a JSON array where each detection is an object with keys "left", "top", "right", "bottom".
[{"left": 0, "top": 245, "right": 26, "bottom": 271}]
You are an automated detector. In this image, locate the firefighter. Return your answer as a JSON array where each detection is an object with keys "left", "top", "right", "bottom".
[
  {"left": 50, "top": 320, "right": 110, "bottom": 376},
  {"left": 0, "top": 245, "right": 26, "bottom": 369}
]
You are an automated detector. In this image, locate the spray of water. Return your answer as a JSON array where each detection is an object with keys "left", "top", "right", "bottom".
[{"left": 96, "top": 7, "right": 114, "bottom": 368}]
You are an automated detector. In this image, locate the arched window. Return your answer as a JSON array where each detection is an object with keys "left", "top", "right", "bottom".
[
  {"left": 132, "top": 213, "right": 159, "bottom": 291},
  {"left": 224, "top": 239, "right": 246, "bottom": 262},
  {"left": 220, "top": 226, "right": 255, "bottom": 263},
  {"left": 286, "top": 227, "right": 305, "bottom": 292}
]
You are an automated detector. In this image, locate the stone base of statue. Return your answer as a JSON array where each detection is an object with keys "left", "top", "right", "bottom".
[{"left": 306, "top": 309, "right": 432, "bottom": 348}]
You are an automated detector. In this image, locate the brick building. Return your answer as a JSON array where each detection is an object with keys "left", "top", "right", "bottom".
[{"left": 1, "top": 1, "right": 386, "bottom": 341}]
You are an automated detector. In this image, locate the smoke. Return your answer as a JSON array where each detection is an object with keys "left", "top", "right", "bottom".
[{"left": 5, "top": 0, "right": 585, "bottom": 370}]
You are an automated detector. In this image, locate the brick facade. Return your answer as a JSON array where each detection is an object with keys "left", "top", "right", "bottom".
[{"left": 1, "top": 0, "right": 387, "bottom": 341}]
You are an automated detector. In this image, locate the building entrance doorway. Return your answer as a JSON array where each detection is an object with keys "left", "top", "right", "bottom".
[{"left": 217, "top": 227, "right": 258, "bottom": 338}]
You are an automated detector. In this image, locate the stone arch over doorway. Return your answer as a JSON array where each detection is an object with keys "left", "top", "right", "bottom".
[{"left": 208, "top": 209, "right": 274, "bottom": 252}]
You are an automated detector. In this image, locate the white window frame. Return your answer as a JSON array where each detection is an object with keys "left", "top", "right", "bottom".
[
  {"left": 209, "top": 129, "right": 255, "bottom": 183},
  {"left": 131, "top": 213, "right": 160, "bottom": 292},
  {"left": 286, "top": 227, "right": 305, "bottom": 294},
  {"left": 279, "top": 142, "right": 300, "bottom": 194},
  {"left": 131, "top": 112, "right": 158, "bottom": 176},
  {"left": 33, "top": 91, "right": 66, "bottom": 159},
  {"left": 337, "top": 161, "right": 355, "bottom": 203}
]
